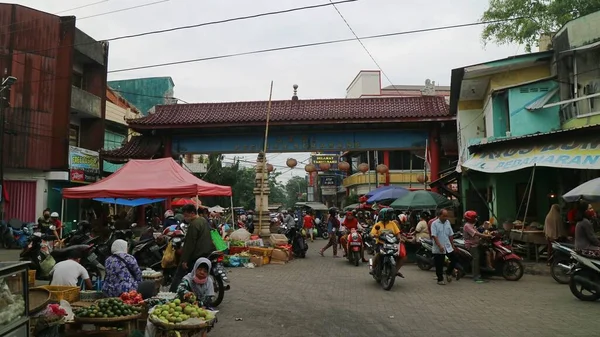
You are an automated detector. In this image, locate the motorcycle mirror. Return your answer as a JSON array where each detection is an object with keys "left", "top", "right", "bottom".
[{"left": 131, "top": 223, "right": 137, "bottom": 228}]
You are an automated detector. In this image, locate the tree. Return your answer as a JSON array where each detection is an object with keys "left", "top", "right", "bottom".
[
  {"left": 285, "top": 176, "right": 308, "bottom": 208},
  {"left": 481, "top": 0, "right": 600, "bottom": 52}
]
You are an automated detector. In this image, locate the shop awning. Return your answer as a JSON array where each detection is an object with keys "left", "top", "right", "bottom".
[{"left": 463, "top": 136, "right": 600, "bottom": 173}]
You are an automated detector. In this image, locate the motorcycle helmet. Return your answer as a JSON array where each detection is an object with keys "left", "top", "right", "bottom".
[
  {"left": 378, "top": 208, "right": 394, "bottom": 222},
  {"left": 463, "top": 210, "right": 478, "bottom": 223},
  {"left": 50, "top": 212, "right": 59, "bottom": 218},
  {"left": 328, "top": 207, "right": 338, "bottom": 216}
]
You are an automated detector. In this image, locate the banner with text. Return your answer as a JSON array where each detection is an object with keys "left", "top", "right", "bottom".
[
  {"left": 69, "top": 146, "right": 100, "bottom": 184},
  {"left": 311, "top": 154, "right": 339, "bottom": 171},
  {"left": 462, "top": 138, "right": 600, "bottom": 173}
]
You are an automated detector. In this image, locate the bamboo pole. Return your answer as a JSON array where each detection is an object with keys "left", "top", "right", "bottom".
[
  {"left": 258, "top": 81, "right": 274, "bottom": 235},
  {"left": 520, "top": 164, "right": 537, "bottom": 240}
]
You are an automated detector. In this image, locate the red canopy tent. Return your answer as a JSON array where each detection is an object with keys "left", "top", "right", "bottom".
[{"left": 62, "top": 158, "right": 232, "bottom": 199}]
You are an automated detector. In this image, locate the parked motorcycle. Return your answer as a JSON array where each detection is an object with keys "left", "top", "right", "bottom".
[
  {"left": 568, "top": 251, "right": 600, "bottom": 301},
  {"left": 415, "top": 238, "right": 435, "bottom": 271},
  {"left": 61, "top": 221, "right": 93, "bottom": 247},
  {"left": 454, "top": 234, "right": 524, "bottom": 281},
  {"left": 314, "top": 219, "right": 329, "bottom": 240},
  {"left": 208, "top": 250, "right": 230, "bottom": 307},
  {"left": 285, "top": 226, "right": 308, "bottom": 258},
  {"left": 131, "top": 236, "right": 163, "bottom": 270},
  {"left": 369, "top": 226, "right": 400, "bottom": 291},
  {"left": 346, "top": 228, "right": 363, "bottom": 266},
  {"left": 549, "top": 241, "right": 576, "bottom": 284},
  {"left": 20, "top": 232, "right": 57, "bottom": 280},
  {"left": 5, "top": 219, "right": 32, "bottom": 249}
]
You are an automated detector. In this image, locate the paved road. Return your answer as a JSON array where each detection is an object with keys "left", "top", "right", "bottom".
[{"left": 2, "top": 244, "right": 598, "bottom": 337}]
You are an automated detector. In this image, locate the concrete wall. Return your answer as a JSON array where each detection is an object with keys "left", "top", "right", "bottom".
[
  {"left": 508, "top": 80, "right": 561, "bottom": 136},
  {"left": 74, "top": 29, "right": 106, "bottom": 66},
  {"left": 346, "top": 71, "right": 381, "bottom": 98},
  {"left": 456, "top": 107, "right": 485, "bottom": 164},
  {"left": 108, "top": 77, "right": 176, "bottom": 116},
  {"left": 556, "top": 11, "right": 600, "bottom": 49}
]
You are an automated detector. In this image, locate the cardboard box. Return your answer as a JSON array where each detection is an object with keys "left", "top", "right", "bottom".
[
  {"left": 250, "top": 256, "right": 267, "bottom": 267},
  {"left": 270, "top": 234, "right": 288, "bottom": 246},
  {"left": 271, "top": 248, "right": 291, "bottom": 262}
]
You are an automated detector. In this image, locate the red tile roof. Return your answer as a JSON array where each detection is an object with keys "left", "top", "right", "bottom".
[
  {"left": 127, "top": 96, "right": 451, "bottom": 129},
  {"left": 100, "top": 136, "right": 162, "bottom": 164}
]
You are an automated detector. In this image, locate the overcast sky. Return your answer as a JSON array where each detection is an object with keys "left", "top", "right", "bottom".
[{"left": 12, "top": 0, "right": 521, "bottom": 182}]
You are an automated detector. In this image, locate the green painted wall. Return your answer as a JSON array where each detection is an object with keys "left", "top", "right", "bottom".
[
  {"left": 108, "top": 77, "right": 175, "bottom": 116},
  {"left": 508, "top": 80, "right": 560, "bottom": 136},
  {"left": 492, "top": 93, "right": 509, "bottom": 137},
  {"left": 47, "top": 181, "right": 80, "bottom": 224},
  {"left": 103, "top": 130, "right": 126, "bottom": 173}
]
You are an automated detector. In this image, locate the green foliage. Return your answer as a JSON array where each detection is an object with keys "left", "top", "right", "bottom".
[
  {"left": 197, "top": 154, "right": 287, "bottom": 210},
  {"left": 481, "top": 0, "right": 600, "bottom": 52},
  {"left": 285, "top": 176, "right": 308, "bottom": 208}
]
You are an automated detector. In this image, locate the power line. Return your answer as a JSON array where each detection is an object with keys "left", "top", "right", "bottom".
[
  {"left": 327, "top": 0, "right": 404, "bottom": 97},
  {"left": 4, "top": 0, "right": 357, "bottom": 61},
  {"left": 0, "top": 0, "right": 110, "bottom": 30},
  {"left": 108, "top": 16, "right": 532, "bottom": 73}
]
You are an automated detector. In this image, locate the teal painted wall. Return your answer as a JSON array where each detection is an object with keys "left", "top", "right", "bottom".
[
  {"left": 492, "top": 93, "right": 509, "bottom": 137},
  {"left": 508, "top": 80, "right": 560, "bottom": 137},
  {"left": 108, "top": 77, "right": 175, "bottom": 116},
  {"left": 47, "top": 181, "right": 80, "bottom": 224},
  {"left": 103, "top": 130, "right": 126, "bottom": 173}
]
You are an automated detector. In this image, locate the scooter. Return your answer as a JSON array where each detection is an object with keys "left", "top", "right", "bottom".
[
  {"left": 286, "top": 226, "right": 308, "bottom": 258},
  {"left": 314, "top": 219, "right": 329, "bottom": 240},
  {"left": 346, "top": 228, "right": 363, "bottom": 266},
  {"left": 454, "top": 234, "right": 524, "bottom": 281},
  {"left": 368, "top": 226, "right": 400, "bottom": 291},
  {"left": 549, "top": 241, "right": 576, "bottom": 284},
  {"left": 208, "top": 250, "right": 230, "bottom": 308},
  {"left": 20, "top": 232, "right": 58, "bottom": 280},
  {"left": 361, "top": 223, "right": 376, "bottom": 255},
  {"left": 567, "top": 250, "right": 600, "bottom": 301},
  {"left": 6, "top": 219, "right": 32, "bottom": 249},
  {"left": 415, "top": 238, "right": 435, "bottom": 271}
]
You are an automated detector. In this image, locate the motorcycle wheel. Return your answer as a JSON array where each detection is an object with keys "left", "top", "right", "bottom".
[
  {"left": 502, "top": 259, "right": 524, "bottom": 281},
  {"left": 550, "top": 258, "right": 571, "bottom": 284},
  {"left": 210, "top": 274, "right": 225, "bottom": 307},
  {"left": 352, "top": 251, "right": 360, "bottom": 267},
  {"left": 569, "top": 269, "right": 600, "bottom": 301},
  {"left": 380, "top": 262, "right": 396, "bottom": 291},
  {"left": 321, "top": 232, "right": 329, "bottom": 240}
]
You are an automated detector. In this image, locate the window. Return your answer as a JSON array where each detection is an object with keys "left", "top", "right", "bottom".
[
  {"left": 104, "top": 131, "right": 125, "bottom": 150},
  {"left": 69, "top": 125, "right": 79, "bottom": 147},
  {"left": 72, "top": 72, "right": 84, "bottom": 89}
]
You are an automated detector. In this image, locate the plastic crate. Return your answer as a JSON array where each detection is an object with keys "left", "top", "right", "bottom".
[
  {"left": 228, "top": 246, "right": 249, "bottom": 255},
  {"left": 36, "top": 285, "right": 80, "bottom": 302}
]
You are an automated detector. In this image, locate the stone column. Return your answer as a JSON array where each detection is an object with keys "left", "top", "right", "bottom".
[{"left": 253, "top": 152, "right": 272, "bottom": 237}]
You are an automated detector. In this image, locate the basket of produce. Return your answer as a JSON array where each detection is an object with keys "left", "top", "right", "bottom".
[
  {"left": 30, "top": 303, "right": 68, "bottom": 336},
  {"left": 35, "top": 285, "right": 80, "bottom": 303},
  {"left": 149, "top": 298, "right": 216, "bottom": 330},
  {"left": 74, "top": 298, "right": 142, "bottom": 323},
  {"left": 80, "top": 290, "right": 104, "bottom": 302},
  {"left": 28, "top": 287, "right": 51, "bottom": 314},
  {"left": 119, "top": 290, "right": 145, "bottom": 306}
]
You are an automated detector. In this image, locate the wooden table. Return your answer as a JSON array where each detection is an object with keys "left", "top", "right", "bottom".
[{"left": 510, "top": 230, "right": 546, "bottom": 262}]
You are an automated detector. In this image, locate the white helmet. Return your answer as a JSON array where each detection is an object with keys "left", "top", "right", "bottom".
[{"left": 50, "top": 212, "right": 59, "bottom": 218}]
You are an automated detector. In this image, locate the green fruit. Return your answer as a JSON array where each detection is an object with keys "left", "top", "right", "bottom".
[
  {"left": 90, "top": 314, "right": 96, "bottom": 318},
  {"left": 174, "top": 306, "right": 182, "bottom": 312}
]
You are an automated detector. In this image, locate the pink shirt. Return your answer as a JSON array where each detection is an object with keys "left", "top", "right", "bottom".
[{"left": 463, "top": 222, "right": 479, "bottom": 249}]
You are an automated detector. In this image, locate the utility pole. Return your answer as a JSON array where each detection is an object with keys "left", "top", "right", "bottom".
[{"left": 0, "top": 76, "right": 17, "bottom": 221}]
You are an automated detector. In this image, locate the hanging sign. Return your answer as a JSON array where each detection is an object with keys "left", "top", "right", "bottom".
[{"left": 69, "top": 146, "right": 100, "bottom": 184}]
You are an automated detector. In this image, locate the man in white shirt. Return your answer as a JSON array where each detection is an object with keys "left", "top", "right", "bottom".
[{"left": 50, "top": 252, "right": 93, "bottom": 289}]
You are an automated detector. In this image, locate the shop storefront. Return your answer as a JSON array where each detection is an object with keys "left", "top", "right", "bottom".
[
  {"left": 47, "top": 146, "right": 100, "bottom": 226},
  {"left": 461, "top": 131, "right": 600, "bottom": 224}
]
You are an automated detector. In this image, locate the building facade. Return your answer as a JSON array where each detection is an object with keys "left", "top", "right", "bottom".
[
  {"left": 342, "top": 70, "right": 457, "bottom": 197},
  {"left": 0, "top": 4, "right": 107, "bottom": 222},
  {"left": 108, "top": 77, "right": 176, "bottom": 116}
]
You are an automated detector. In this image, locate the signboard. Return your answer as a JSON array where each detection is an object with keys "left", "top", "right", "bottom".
[
  {"left": 69, "top": 146, "right": 100, "bottom": 184},
  {"left": 463, "top": 138, "right": 600, "bottom": 173},
  {"left": 174, "top": 130, "right": 427, "bottom": 154},
  {"left": 320, "top": 175, "right": 338, "bottom": 186},
  {"left": 312, "top": 154, "right": 339, "bottom": 171}
]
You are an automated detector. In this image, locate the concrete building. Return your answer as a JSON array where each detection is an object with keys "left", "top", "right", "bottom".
[
  {"left": 342, "top": 70, "right": 457, "bottom": 197},
  {"left": 108, "top": 77, "right": 176, "bottom": 116},
  {"left": 0, "top": 4, "right": 108, "bottom": 223}
]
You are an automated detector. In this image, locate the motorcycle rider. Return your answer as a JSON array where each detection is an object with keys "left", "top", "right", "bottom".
[
  {"left": 340, "top": 211, "right": 367, "bottom": 262},
  {"left": 462, "top": 210, "right": 492, "bottom": 283},
  {"left": 281, "top": 209, "right": 296, "bottom": 230},
  {"left": 369, "top": 208, "right": 405, "bottom": 278},
  {"left": 163, "top": 210, "right": 179, "bottom": 229}
]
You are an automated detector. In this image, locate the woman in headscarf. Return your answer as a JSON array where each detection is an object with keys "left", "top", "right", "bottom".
[
  {"left": 102, "top": 239, "right": 142, "bottom": 297},
  {"left": 176, "top": 257, "right": 215, "bottom": 308},
  {"left": 544, "top": 204, "right": 566, "bottom": 263}
]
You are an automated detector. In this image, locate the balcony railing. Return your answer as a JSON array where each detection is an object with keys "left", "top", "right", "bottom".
[
  {"left": 343, "top": 170, "right": 428, "bottom": 188},
  {"left": 71, "top": 86, "right": 101, "bottom": 118}
]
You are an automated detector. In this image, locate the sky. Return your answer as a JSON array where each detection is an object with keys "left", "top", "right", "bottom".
[{"left": 11, "top": 0, "right": 522, "bottom": 182}]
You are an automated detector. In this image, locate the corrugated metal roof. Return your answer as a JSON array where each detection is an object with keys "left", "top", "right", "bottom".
[
  {"left": 526, "top": 88, "right": 559, "bottom": 111},
  {"left": 468, "top": 123, "right": 600, "bottom": 150}
]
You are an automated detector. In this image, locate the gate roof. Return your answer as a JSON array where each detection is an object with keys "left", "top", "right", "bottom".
[{"left": 127, "top": 96, "right": 450, "bottom": 130}]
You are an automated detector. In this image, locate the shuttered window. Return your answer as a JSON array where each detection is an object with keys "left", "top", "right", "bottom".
[{"left": 4, "top": 180, "right": 37, "bottom": 223}]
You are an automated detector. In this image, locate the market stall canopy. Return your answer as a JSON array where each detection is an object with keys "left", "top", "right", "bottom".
[
  {"left": 366, "top": 186, "right": 410, "bottom": 204},
  {"left": 295, "top": 202, "right": 329, "bottom": 211},
  {"left": 365, "top": 185, "right": 395, "bottom": 198},
  {"left": 390, "top": 190, "right": 453, "bottom": 210},
  {"left": 463, "top": 131, "right": 600, "bottom": 174},
  {"left": 563, "top": 177, "right": 600, "bottom": 203},
  {"left": 171, "top": 198, "right": 201, "bottom": 207},
  {"left": 62, "top": 158, "right": 232, "bottom": 199},
  {"left": 93, "top": 198, "right": 165, "bottom": 207}
]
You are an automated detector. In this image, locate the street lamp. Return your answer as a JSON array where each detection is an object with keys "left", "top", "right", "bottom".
[{"left": 0, "top": 76, "right": 17, "bottom": 220}]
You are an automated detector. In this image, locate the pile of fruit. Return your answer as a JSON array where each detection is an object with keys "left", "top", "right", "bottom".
[
  {"left": 120, "top": 290, "right": 144, "bottom": 305},
  {"left": 230, "top": 240, "right": 246, "bottom": 247},
  {"left": 150, "top": 298, "right": 215, "bottom": 326},
  {"left": 74, "top": 298, "right": 142, "bottom": 319}
]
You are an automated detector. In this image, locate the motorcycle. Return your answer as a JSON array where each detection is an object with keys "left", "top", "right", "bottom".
[
  {"left": 454, "top": 233, "right": 524, "bottom": 281},
  {"left": 6, "top": 219, "right": 32, "bottom": 249},
  {"left": 346, "top": 228, "right": 363, "bottom": 266},
  {"left": 20, "top": 232, "right": 57, "bottom": 280},
  {"left": 567, "top": 250, "right": 600, "bottom": 301},
  {"left": 208, "top": 250, "right": 230, "bottom": 307},
  {"left": 549, "top": 241, "right": 576, "bottom": 284},
  {"left": 415, "top": 238, "right": 435, "bottom": 271},
  {"left": 314, "top": 219, "right": 329, "bottom": 240},
  {"left": 0, "top": 220, "right": 13, "bottom": 248},
  {"left": 369, "top": 227, "right": 400, "bottom": 291},
  {"left": 361, "top": 224, "right": 375, "bottom": 255},
  {"left": 61, "top": 221, "right": 93, "bottom": 247},
  {"left": 285, "top": 226, "right": 308, "bottom": 258}
]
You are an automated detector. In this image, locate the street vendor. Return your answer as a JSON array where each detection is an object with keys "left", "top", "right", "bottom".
[{"left": 176, "top": 257, "right": 215, "bottom": 308}]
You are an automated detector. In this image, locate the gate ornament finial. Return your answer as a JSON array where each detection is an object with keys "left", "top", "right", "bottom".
[
  {"left": 292, "top": 84, "right": 299, "bottom": 102},
  {"left": 421, "top": 79, "right": 436, "bottom": 96}
]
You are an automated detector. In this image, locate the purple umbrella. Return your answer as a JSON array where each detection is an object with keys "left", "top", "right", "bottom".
[{"left": 367, "top": 186, "right": 410, "bottom": 204}]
